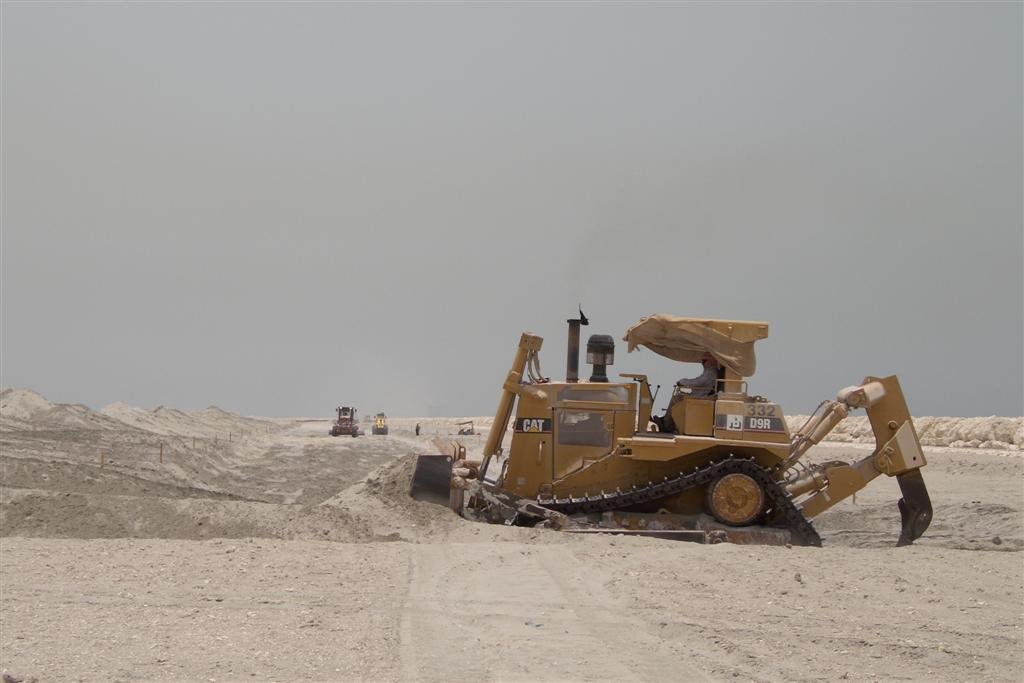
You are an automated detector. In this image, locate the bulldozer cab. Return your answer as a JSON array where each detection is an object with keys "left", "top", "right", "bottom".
[{"left": 624, "top": 315, "right": 790, "bottom": 443}]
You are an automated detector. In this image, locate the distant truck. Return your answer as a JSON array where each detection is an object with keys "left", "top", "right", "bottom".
[
  {"left": 329, "top": 406, "right": 360, "bottom": 437},
  {"left": 372, "top": 412, "right": 388, "bottom": 435}
]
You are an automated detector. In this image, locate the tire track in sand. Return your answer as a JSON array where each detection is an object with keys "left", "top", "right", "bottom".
[{"left": 399, "top": 542, "right": 702, "bottom": 681}]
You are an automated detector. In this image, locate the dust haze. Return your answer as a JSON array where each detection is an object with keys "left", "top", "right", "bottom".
[{"left": 2, "top": 3, "right": 1021, "bottom": 418}]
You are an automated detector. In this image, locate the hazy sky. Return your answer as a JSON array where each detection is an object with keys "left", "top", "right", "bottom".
[{"left": 2, "top": 2, "right": 1021, "bottom": 418}]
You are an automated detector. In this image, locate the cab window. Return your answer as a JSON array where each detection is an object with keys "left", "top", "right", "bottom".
[
  {"left": 557, "top": 386, "right": 629, "bottom": 403},
  {"left": 557, "top": 410, "right": 611, "bottom": 447}
]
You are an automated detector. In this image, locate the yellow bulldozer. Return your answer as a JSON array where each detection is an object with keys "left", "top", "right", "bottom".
[{"left": 410, "top": 313, "right": 932, "bottom": 547}]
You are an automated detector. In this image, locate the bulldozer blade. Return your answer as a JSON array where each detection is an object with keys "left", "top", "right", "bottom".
[
  {"left": 409, "top": 454, "right": 454, "bottom": 507},
  {"left": 895, "top": 468, "right": 932, "bottom": 546}
]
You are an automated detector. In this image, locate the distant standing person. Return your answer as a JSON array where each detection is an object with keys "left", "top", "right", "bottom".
[{"left": 415, "top": 422, "right": 421, "bottom": 436}]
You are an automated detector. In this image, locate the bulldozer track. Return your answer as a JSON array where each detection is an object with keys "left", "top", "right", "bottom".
[{"left": 536, "top": 456, "right": 823, "bottom": 547}]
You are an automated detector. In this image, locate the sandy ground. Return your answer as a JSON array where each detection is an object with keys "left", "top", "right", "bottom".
[{"left": 1, "top": 392, "right": 1022, "bottom": 682}]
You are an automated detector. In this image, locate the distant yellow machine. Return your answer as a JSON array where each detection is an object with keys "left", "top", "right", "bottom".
[
  {"left": 411, "top": 313, "right": 932, "bottom": 546},
  {"left": 372, "top": 412, "right": 388, "bottom": 436}
]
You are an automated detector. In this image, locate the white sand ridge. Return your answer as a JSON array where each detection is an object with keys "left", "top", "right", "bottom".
[{"left": 0, "top": 387, "right": 281, "bottom": 439}]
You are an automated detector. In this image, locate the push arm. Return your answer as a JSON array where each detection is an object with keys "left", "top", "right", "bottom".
[{"left": 483, "top": 333, "right": 545, "bottom": 458}]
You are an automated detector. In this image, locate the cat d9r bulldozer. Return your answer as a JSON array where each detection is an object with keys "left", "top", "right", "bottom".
[{"left": 410, "top": 313, "right": 933, "bottom": 546}]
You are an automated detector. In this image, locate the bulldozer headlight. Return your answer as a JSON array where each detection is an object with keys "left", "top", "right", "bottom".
[
  {"left": 586, "top": 334, "right": 615, "bottom": 382},
  {"left": 586, "top": 334, "right": 615, "bottom": 366}
]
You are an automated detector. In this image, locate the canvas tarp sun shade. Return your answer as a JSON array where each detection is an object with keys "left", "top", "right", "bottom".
[{"left": 622, "top": 314, "right": 768, "bottom": 377}]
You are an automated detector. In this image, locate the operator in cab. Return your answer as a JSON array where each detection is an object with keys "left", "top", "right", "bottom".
[
  {"left": 652, "top": 353, "right": 720, "bottom": 432},
  {"left": 676, "top": 352, "right": 720, "bottom": 398}
]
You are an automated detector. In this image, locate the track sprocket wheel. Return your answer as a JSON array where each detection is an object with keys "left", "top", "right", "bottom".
[{"left": 706, "top": 472, "right": 765, "bottom": 526}]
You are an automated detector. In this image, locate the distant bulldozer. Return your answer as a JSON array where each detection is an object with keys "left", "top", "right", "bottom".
[
  {"left": 329, "top": 406, "right": 360, "bottom": 437},
  {"left": 372, "top": 412, "right": 389, "bottom": 435},
  {"left": 411, "top": 313, "right": 932, "bottom": 546}
]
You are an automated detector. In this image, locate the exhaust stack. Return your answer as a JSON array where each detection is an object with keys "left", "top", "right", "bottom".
[{"left": 565, "top": 309, "right": 589, "bottom": 383}]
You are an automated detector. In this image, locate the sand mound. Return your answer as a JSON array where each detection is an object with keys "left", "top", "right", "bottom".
[
  {"left": 189, "top": 406, "right": 281, "bottom": 437},
  {"left": 0, "top": 451, "right": 466, "bottom": 543},
  {"left": 100, "top": 401, "right": 281, "bottom": 438},
  {"left": 0, "top": 387, "right": 54, "bottom": 421},
  {"left": 323, "top": 454, "right": 466, "bottom": 542},
  {"left": 100, "top": 402, "right": 181, "bottom": 433},
  {"left": 325, "top": 453, "right": 581, "bottom": 547},
  {"left": 0, "top": 388, "right": 135, "bottom": 432},
  {"left": 787, "top": 415, "right": 1023, "bottom": 449},
  {"left": 360, "top": 453, "right": 422, "bottom": 504}
]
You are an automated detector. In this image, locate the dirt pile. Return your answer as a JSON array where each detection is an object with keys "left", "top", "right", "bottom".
[
  {"left": 1, "top": 393, "right": 426, "bottom": 544},
  {"left": 787, "top": 414, "right": 1023, "bottom": 449},
  {"left": 361, "top": 453, "right": 420, "bottom": 502},
  {"left": 2, "top": 389, "right": 298, "bottom": 541},
  {"left": 0, "top": 387, "right": 53, "bottom": 421},
  {"left": 100, "top": 401, "right": 281, "bottom": 438},
  {"left": 0, "top": 388, "right": 131, "bottom": 432},
  {"left": 324, "top": 454, "right": 466, "bottom": 542},
  {"left": 1, "top": 387, "right": 282, "bottom": 441}
]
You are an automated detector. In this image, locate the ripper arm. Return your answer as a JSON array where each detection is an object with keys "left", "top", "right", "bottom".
[{"left": 785, "top": 375, "right": 932, "bottom": 546}]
